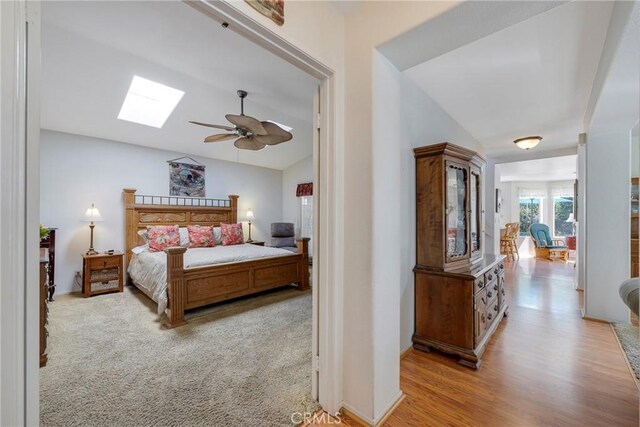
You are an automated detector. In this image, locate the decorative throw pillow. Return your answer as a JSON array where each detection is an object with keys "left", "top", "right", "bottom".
[
  {"left": 178, "top": 227, "right": 190, "bottom": 247},
  {"left": 220, "top": 223, "right": 244, "bottom": 246},
  {"left": 213, "top": 227, "right": 223, "bottom": 245},
  {"left": 146, "top": 225, "right": 180, "bottom": 252},
  {"left": 187, "top": 225, "right": 215, "bottom": 248},
  {"left": 137, "top": 229, "right": 149, "bottom": 243}
]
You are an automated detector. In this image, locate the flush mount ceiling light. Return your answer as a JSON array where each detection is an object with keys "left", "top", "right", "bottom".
[
  {"left": 514, "top": 136, "right": 542, "bottom": 150},
  {"left": 118, "top": 76, "right": 184, "bottom": 128}
]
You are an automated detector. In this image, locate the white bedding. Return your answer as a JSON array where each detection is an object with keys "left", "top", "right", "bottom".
[{"left": 128, "top": 244, "right": 295, "bottom": 315}]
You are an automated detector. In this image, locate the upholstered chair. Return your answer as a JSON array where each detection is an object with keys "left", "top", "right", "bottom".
[
  {"left": 529, "top": 223, "right": 569, "bottom": 261},
  {"left": 269, "top": 223, "right": 298, "bottom": 253}
]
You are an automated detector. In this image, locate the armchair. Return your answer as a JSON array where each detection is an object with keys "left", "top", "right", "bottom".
[
  {"left": 529, "top": 223, "right": 569, "bottom": 261},
  {"left": 268, "top": 223, "right": 298, "bottom": 253}
]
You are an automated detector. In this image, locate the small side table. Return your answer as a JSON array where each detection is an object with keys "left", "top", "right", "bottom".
[
  {"left": 247, "top": 241, "right": 265, "bottom": 246},
  {"left": 82, "top": 252, "right": 124, "bottom": 297}
]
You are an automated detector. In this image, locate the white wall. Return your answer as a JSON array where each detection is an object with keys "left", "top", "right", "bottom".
[
  {"left": 372, "top": 52, "right": 482, "bottom": 383},
  {"left": 584, "top": 131, "right": 631, "bottom": 321},
  {"left": 282, "top": 155, "right": 313, "bottom": 236},
  {"left": 632, "top": 136, "right": 639, "bottom": 177},
  {"left": 40, "top": 130, "right": 283, "bottom": 295}
]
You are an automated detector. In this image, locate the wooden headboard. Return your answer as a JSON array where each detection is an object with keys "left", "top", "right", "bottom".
[{"left": 123, "top": 188, "right": 238, "bottom": 269}]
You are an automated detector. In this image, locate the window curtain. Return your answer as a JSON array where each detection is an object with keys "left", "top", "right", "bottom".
[
  {"left": 518, "top": 187, "right": 546, "bottom": 198},
  {"left": 551, "top": 184, "right": 574, "bottom": 197},
  {"left": 296, "top": 182, "right": 313, "bottom": 197}
]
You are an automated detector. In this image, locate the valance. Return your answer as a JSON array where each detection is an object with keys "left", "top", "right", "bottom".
[
  {"left": 551, "top": 184, "right": 574, "bottom": 198},
  {"left": 296, "top": 182, "right": 313, "bottom": 197},
  {"left": 518, "top": 187, "right": 546, "bottom": 198}
]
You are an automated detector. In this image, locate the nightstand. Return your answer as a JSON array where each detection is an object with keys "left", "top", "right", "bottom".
[
  {"left": 247, "top": 241, "right": 265, "bottom": 246},
  {"left": 82, "top": 252, "right": 124, "bottom": 297}
]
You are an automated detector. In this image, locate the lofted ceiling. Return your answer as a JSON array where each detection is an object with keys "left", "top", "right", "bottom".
[
  {"left": 403, "top": 1, "right": 614, "bottom": 158},
  {"left": 498, "top": 155, "right": 577, "bottom": 182},
  {"left": 41, "top": 1, "right": 318, "bottom": 171}
]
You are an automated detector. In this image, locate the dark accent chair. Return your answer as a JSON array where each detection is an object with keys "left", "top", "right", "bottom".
[{"left": 269, "top": 223, "right": 298, "bottom": 253}]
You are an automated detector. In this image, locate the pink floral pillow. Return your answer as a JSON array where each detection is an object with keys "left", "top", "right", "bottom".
[
  {"left": 146, "top": 225, "right": 180, "bottom": 252},
  {"left": 220, "top": 223, "right": 244, "bottom": 246},
  {"left": 187, "top": 225, "right": 215, "bottom": 248}
]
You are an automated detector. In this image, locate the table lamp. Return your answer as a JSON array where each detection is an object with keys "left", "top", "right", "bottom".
[
  {"left": 245, "top": 208, "right": 254, "bottom": 243},
  {"left": 83, "top": 203, "right": 103, "bottom": 255}
]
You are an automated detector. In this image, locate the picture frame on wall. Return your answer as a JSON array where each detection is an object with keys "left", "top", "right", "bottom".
[
  {"left": 167, "top": 157, "right": 205, "bottom": 197},
  {"left": 495, "top": 188, "right": 502, "bottom": 214},
  {"left": 245, "top": 0, "right": 285, "bottom": 26}
]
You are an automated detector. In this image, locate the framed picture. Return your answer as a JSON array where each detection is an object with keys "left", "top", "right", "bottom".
[
  {"left": 169, "top": 161, "right": 205, "bottom": 197},
  {"left": 245, "top": 0, "right": 285, "bottom": 26},
  {"left": 495, "top": 188, "right": 502, "bottom": 214}
]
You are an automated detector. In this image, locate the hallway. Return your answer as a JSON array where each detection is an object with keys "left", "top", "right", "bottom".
[{"left": 385, "top": 258, "right": 638, "bottom": 426}]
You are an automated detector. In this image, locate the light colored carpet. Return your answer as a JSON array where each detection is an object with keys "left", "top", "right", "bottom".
[
  {"left": 613, "top": 322, "right": 640, "bottom": 379},
  {"left": 40, "top": 285, "right": 319, "bottom": 426}
]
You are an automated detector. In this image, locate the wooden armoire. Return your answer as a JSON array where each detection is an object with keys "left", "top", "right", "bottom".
[{"left": 413, "top": 142, "right": 508, "bottom": 369}]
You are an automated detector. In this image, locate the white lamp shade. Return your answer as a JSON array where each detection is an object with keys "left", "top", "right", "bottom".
[
  {"left": 566, "top": 213, "right": 575, "bottom": 223},
  {"left": 83, "top": 203, "right": 103, "bottom": 222},
  {"left": 245, "top": 208, "right": 254, "bottom": 221}
]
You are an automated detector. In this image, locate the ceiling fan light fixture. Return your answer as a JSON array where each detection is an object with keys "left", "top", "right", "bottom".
[{"left": 514, "top": 136, "right": 542, "bottom": 150}]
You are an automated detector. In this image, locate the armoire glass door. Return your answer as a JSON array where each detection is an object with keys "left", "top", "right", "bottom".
[
  {"left": 446, "top": 162, "right": 468, "bottom": 260},
  {"left": 470, "top": 167, "right": 481, "bottom": 257}
]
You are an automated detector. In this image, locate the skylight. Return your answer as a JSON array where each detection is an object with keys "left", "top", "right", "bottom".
[{"left": 117, "top": 76, "right": 184, "bottom": 128}]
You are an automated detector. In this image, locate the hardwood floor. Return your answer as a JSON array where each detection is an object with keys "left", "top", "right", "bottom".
[{"left": 308, "top": 258, "right": 639, "bottom": 426}]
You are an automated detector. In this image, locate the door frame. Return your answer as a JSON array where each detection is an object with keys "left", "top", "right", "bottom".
[
  {"left": 1, "top": 1, "right": 41, "bottom": 425},
  {"left": 185, "top": 3, "right": 345, "bottom": 412},
  {"left": 2, "top": 0, "right": 344, "bottom": 423}
]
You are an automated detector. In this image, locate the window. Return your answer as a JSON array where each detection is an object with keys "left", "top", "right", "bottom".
[
  {"left": 118, "top": 76, "right": 184, "bottom": 128},
  {"left": 300, "top": 196, "right": 313, "bottom": 238},
  {"left": 553, "top": 196, "right": 574, "bottom": 236},
  {"left": 519, "top": 197, "right": 542, "bottom": 236}
]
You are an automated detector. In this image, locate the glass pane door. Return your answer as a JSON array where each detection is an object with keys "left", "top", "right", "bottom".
[
  {"left": 446, "top": 163, "right": 468, "bottom": 259},
  {"left": 470, "top": 170, "right": 480, "bottom": 254}
]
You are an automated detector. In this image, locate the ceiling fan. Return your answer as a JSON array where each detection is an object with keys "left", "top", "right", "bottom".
[{"left": 189, "top": 90, "right": 293, "bottom": 151}]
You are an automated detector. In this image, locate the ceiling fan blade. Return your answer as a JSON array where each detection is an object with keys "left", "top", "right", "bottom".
[
  {"left": 226, "top": 114, "right": 267, "bottom": 136},
  {"left": 189, "top": 121, "right": 235, "bottom": 131},
  {"left": 261, "top": 121, "right": 293, "bottom": 141},
  {"left": 234, "top": 137, "right": 266, "bottom": 151},
  {"left": 204, "top": 133, "right": 238, "bottom": 143},
  {"left": 253, "top": 134, "right": 290, "bottom": 146}
]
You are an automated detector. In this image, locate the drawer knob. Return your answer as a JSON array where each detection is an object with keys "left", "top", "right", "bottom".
[
  {"left": 494, "top": 304, "right": 499, "bottom": 312},
  {"left": 477, "top": 281, "right": 483, "bottom": 288},
  {"left": 487, "top": 291, "right": 493, "bottom": 298},
  {"left": 499, "top": 264, "right": 504, "bottom": 269},
  {"left": 487, "top": 274, "right": 493, "bottom": 281},
  {"left": 494, "top": 284, "right": 498, "bottom": 291},
  {"left": 103, "top": 260, "right": 107, "bottom": 267},
  {"left": 487, "top": 313, "right": 493, "bottom": 321}
]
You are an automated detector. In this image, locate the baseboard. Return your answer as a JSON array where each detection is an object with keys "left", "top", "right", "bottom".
[
  {"left": 400, "top": 345, "right": 413, "bottom": 359},
  {"left": 341, "top": 391, "right": 405, "bottom": 427},
  {"left": 610, "top": 324, "right": 640, "bottom": 392},
  {"left": 374, "top": 391, "right": 405, "bottom": 426}
]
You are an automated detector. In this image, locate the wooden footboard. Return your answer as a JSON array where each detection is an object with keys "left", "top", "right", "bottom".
[{"left": 164, "top": 238, "right": 310, "bottom": 328}]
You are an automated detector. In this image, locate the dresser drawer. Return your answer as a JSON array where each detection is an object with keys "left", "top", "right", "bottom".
[
  {"left": 89, "top": 256, "right": 121, "bottom": 270},
  {"left": 473, "top": 276, "right": 485, "bottom": 293},
  {"left": 486, "top": 294, "right": 500, "bottom": 325},
  {"left": 484, "top": 266, "right": 499, "bottom": 286},
  {"left": 91, "top": 279, "right": 120, "bottom": 293},
  {"left": 485, "top": 279, "right": 499, "bottom": 302}
]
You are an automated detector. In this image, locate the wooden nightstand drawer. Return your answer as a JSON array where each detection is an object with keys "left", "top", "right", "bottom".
[
  {"left": 82, "top": 253, "right": 123, "bottom": 297},
  {"left": 89, "top": 256, "right": 121, "bottom": 270}
]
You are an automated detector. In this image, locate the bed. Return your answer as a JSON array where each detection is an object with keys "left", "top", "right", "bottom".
[{"left": 123, "top": 188, "right": 309, "bottom": 328}]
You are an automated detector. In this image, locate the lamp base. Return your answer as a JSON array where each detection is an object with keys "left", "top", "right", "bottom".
[{"left": 86, "top": 249, "right": 99, "bottom": 256}]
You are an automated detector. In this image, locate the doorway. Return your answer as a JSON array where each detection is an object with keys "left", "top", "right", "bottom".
[{"left": 2, "top": 0, "right": 342, "bottom": 424}]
